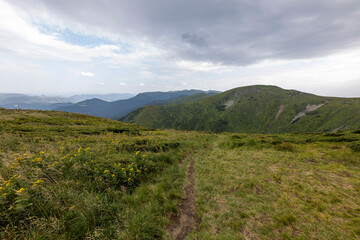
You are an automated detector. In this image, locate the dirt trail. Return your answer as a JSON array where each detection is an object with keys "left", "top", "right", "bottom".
[{"left": 167, "top": 152, "right": 201, "bottom": 240}]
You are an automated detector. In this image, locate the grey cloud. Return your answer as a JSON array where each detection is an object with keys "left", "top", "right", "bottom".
[
  {"left": 181, "top": 33, "right": 208, "bottom": 48},
  {"left": 8, "top": 0, "right": 360, "bottom": 65}
]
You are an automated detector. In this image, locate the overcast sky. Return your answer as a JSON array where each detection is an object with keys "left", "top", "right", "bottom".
[{"left": 0, "top": 0, "right": 360, "bottom": 97}]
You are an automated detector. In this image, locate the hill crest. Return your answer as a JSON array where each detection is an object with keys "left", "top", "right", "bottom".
[{"left": 122, "top": 85, "right": 360, "bottom": 133}]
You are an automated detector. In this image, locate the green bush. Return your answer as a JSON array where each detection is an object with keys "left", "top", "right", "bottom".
[
  {"left": 275, "top": 142, "right": 295, "bottom": 152},
  {"left": 348, "top": 141, "right": 360, "bottom": 152}
]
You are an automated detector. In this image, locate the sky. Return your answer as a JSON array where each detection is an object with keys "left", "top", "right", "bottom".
[{"left": 0, "top": 0, "right": 360, "bottom": 97}]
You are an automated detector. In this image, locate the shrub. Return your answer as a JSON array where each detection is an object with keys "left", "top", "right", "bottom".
[
  {"left": 275, "top": 142, "right": 295, "bottom": 152},
  {"left": 348, "top": 141, "right": 360, "bottom": 152},
  {"left": 321, "top": 136, "right": 358, "bottom": 143},
  {"left": 324, "top": 133, "right": 344, "bottom": 137}
]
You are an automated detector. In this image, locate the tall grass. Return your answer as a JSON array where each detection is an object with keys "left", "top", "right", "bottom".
[{"left": 0, "top": 109, "right": 205, "bottom": 239}]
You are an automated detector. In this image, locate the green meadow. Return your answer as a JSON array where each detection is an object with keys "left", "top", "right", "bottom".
[{"left": 0, "top": 108, "right": 359, "bottom": 239}]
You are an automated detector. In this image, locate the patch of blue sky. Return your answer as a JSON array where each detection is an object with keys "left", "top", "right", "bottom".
[
  {"left": 36, "top": 23, "right": 133, "bottom": 53},
  {"left": 59, "top": 29, "right": 114, "bottom": 46}
]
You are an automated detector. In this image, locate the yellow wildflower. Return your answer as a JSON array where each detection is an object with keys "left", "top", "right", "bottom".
[
  {"left": 34, "top": 179, "right": 44, "bottom": 184},
  {"left": 136, "top": 151, "right": 140, "bottom": 155},
  {"left": 69, "top": 206, "right": 75, "bottom": 210},
  {"left": 137, "top": 169, "right": 141, "bottom": 173},
  {"left": 104, "top": 170, "right": 110, "bottom": 173},
  {"left": 9, "top": 206, "right": 13, "bottom": 210},
  {"left": 5, "top": 180, "right": 11, "bottom": 187},
  {"left": 39, "top": 151, "right": 45, "bottom": 155},
  {"left": 32, "top": 157, "right": 42, "bottom": 163},
  {"left": 17, "top": 188, "right": 26, "bottom": 194},
  {"left": 51, "top": 161, "right": 59, "bottom": 167},
  {"left": 32, "top": 179, "right": 44, "bottom": 188},
  {"left": 78, "top": 147, "right": 82, "bottom": 153}
]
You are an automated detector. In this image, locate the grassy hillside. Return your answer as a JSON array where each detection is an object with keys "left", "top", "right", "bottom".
[
  {"left": 0, "top": 108, "right": 209, "bottom": 239},
  {"left": 189, "top": 132, "right": 360, "bottom": 239},
  {"left": 1, "top": 109, "right": 359, "bottom": 239},
  {"left": 122, "top": 85, "right": 360, "bottom": 133}
]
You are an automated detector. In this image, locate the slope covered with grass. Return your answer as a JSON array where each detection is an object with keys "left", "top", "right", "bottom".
[
  {"left": 122, "top": 85, "right": 360, "bottom": 133},
  {"left": 190, "top": 132, "right": 360, "bottom": 239},
  {"left": 1, "top": 109, "right": 359, "bottom": 239},
  {"left": 0, "top": 109, "right": 210, "bottom": 239}
]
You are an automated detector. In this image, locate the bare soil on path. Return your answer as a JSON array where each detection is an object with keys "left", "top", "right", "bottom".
[{"left": 167, "top": 152, "right": 201, "bottom": 240}]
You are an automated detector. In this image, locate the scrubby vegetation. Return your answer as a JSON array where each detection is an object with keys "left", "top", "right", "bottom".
[
  {"left": 0, "top": 108, "right": 359, "bottom": 239},
  {"left": 0, "top": 109, "right": 209, "bottom": 239}
]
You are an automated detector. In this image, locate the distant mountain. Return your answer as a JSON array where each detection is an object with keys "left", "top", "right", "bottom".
[
  {"left": 0, "top": 93, "right": 70, "bottom": 110},
  {"left": 122, "top": 85, "right": 360, "bottom": 133},
  {"left": 68, "top": 93, "right": 134, "bottom": 102},
  {"left": 55, "top": 90, "right": 220, "bottom": 119},
  {"left": 0, "top": 93, "right": 134, "bottom": 110}
]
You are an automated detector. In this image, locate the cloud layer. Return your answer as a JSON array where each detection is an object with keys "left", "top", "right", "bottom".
[
  {"left": 8, "top": 0, "right": 360, "bottom": 66},
  {"left": 1, "top": 0, "right": 360, "bottom": 97}
]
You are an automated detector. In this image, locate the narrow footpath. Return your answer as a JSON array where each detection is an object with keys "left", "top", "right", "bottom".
[{"left": 167, "top": 152, "right": 201, "bottom": 240}]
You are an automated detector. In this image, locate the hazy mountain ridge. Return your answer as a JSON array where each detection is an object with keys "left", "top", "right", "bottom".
[
  {"left": 67, "top": 93, "right": 135, "bottom": 102},
  {"left": 0, "top": 93, "right": 135, "bottom": 110},
  {"left": 122, "top": 85, "right": 360, "bottom": 133},
  {"left": 55, "top": 90, "right": 219, "bottom": 119}
]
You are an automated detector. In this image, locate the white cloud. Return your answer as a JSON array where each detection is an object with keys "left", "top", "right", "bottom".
[
  {"left": 207, "top": 48, "right": 360, "bottom": 97},
  {"left": 0, "top": 0, "right": 161, "bottom": 66},
  {"left": 80, "top": 72, "right": 94, "bottom": 77},
  {"left": 1, "top": 0, "right": 360, "bottom": 97},
  {"left": 97, "top": 82, "right": 105, "bottom": 85},
  {"left": 175, "top": 60, "right": 227, "bottom": 72},
  {"left": 141, "top": 71, "right": 154, "bottom": 78}
]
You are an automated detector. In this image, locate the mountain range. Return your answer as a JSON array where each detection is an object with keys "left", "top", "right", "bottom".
[
  {"left": 2, "top": 86, "right": 359, "bottom": 134},
  {"left": 54, "top": 90, "right": 220, "bottom": 119},
  {"left": 0, "top": 93, "right": 135, "bottom": 110},
  {"left": 122, "top": 85, "right": 360, "bottom": 133}
]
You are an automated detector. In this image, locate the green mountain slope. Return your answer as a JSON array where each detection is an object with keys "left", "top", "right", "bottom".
[{"left": 122, "top": 85, "right": 360, "bottom": 133}]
